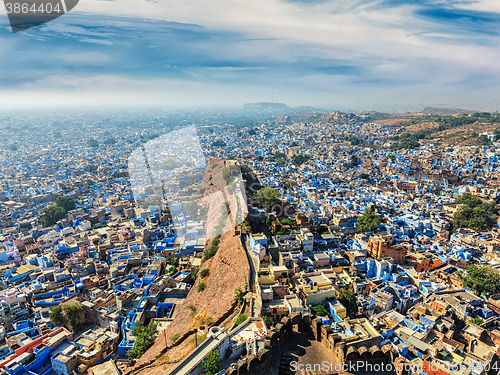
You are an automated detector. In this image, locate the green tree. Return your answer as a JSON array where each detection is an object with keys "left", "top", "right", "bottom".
[
  {"left": 397, "top": 133, "right": 424, "bottom": 149},
  {"left": 358, "top": 173, "right": 369, "bottom": 180},
  {"left": 453, "top": 194, "right": 499, "bottom": 230},
  {"left": 263, "top": 316, "right": 273, "bottom": 328},
  {"left": 85, "top": 165, "right": 97, "bottom": 173},
  {"left": 168, "top": 265, "right": 178, "bottom": 276},
  {"left": 191, "top": 267, "right": 200, "bottom": 280},
  {"left": 87, "top": 139, "right": 99, "bottom": 148},
  {"left": 292, "top": 154, "right": 310, "bottom": 165},
  {"left": 142, "top": 195, "right": 163, "bottom": 209},
  {"left": 187, "top": 305, "right": 197, "bottom": 317},
  {"left": 456, "top": 193, "right": 483, "bottom": 209},
  {"left": 467, "top": 206, "right": 488, "bottom": 231},
  {"left": 49, "top": 305, "right": 66, "bottom": 326},
  {"left": 459, "top": 265, "right": 500, "bottom": 297},
  {"left": 241, "top": 164, "right": 251, "bottom": 174},
  {"left": 128, "top": 321, "right": 158, "bottom": 358},
  {"left": 103, "top": 137, "right": 116, "bottom": 145},
  {"left": 494, "top": 128, "right": 500, "bottom": 140},
  {"left": 212, "top": 140, "right": 227, "bottom": 147},
  {"left": 234, "top": 287, "right": 245, "bottom": 305},
  {"left": 165, "top": 254, "right": 179, "bottom": 267},
  {"left": 453, "top": 205, "right": 472, "bottom": 228},
  {"left": 470, "top": 317, "right": 484, "bottom": 326},
  {"left": 347, "top": 136, "right": 362, "bottom": 145},
  {"left": 40, "top": 205, "right": 66, "bottom": 226},
  {"left": 234, "top": 313, "right": 248, "bottom": 326},
  {"left": 197, "top": 282, "right": 206, "bottom": 292},
  {"left": 203, "top": 349, "right": 222, "bottom": 375},
  {"left": 63, "top": 304, "right": 84, "bottom": 331},
  {"left": 202, "top": 238, "right": 220, "bottom": 262},
  {"left": 399, "top": 138, "right": 420, "bottom": 149},
  {"left": 337, "top": 288, "right": 358, "bottom": 315},
  {"left": 253, "top": 187, "right": 280, "bottom": 212},
  {"left": 349, "top": 155, "right": 360, "bottom": 168},
  {"left": 356, "top": 206, "right": 381, "bottom": 233},
  {"left": 310, "top": 304, "right": 328, "bottom": 317},
  {"left": 200, "top": 269, "right": 210, "bottom": 278},
  {"left": 56, "top": 196, "right": 76, "bottom": 212}
]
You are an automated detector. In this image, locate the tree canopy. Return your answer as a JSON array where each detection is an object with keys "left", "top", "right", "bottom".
[
  {"left": 337, "top": 288, "right": 358, "bottom": 315},
  {"left": 87, "top": 139, "right": 99, "bottom": 148},
  {"left": 470, "top": 317, "right": 484, "bottom": 326},
  {"left": 357, "top": 206, "right": 381, "bottom": 233},
  {"left": 310, "top": 304, "right": 328, "bottom": 317},
  {"left": 212, "top": 140, "right": 227, "bottom": 147},
  {"left": 40, "top": 196, "right": 77, "bottom": 226},
  {"left": 203, "top": 349, "right": 222, "bottom": 375},
  {"left": 459, "top": 265, "right": 500, "bottom": 297},
  {"left": 347, "top": 136, "right": 363, "bottom": 145},
  {"left": 453, "top": 193, "right": 499, "bottom": 231},
  {"left": 358, "top": 173, "right": 369, "bottom": 180},
  {"left": 142, "top": 195, "right": 163, "bottom": 209},
  {"left": 292, "top": 154, "right": 310, "bottom": 165},
  {"left": 128, "top": 321, "right": 158, "bottom": 358},
  {"left": 234, "top": 313, "right": 248, "bottom": 326},
  {"left": 49, "top": 305, "right": 66, "bottom": 326},
  {"left": 253, "top": 187, "right": 280, "bottom": 212},
  {"left": 40, "top": 205, "right": 66, "bottom": 227},
  {"left": 456, "top": 193, "right": 483, "bottom": 208},
  {"left": 49, "top": 304, "right": 85, "bottom": 331},
  {"left": 63, "top": 304, "right": 84, "bottom": 330},
  {"left": 397, "top": 133, "right": 424, "bottom": 149},
  {"left": 103, "top": 137, "right": 116, "bottom": 145},
  {"left": 56, "top": 196, "right": 76, "bottom": 212}
]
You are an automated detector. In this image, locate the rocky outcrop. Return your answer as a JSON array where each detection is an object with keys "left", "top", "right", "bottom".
[{"left": 129, "top": 229, "right": 249, "bottom": 375}]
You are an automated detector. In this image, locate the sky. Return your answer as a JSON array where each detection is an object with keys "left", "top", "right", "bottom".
[{"left": 0, "top": 0, "right": 499, "bottom": 112}]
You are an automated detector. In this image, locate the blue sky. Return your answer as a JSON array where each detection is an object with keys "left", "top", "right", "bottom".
[{"left": 0, "top": 0, "right": 499, "bottom": 111}]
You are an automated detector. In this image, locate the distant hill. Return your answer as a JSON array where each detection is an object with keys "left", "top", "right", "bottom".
[
  {"left": 310, "top": 110, "right": 351, "bottom": 124},
  {"left": 294, "top": 105, "right": 327, "bottom": 113},
  {"left": 420, "top": 107, "right": 476, "bottom": 115},
  {"left": 243, "top": 102, "right": 288, "bottom": 110}
]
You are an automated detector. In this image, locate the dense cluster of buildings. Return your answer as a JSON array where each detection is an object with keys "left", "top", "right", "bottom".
[
  {"left": 1, "top": 110, "right": 500, "bottom": 375},
  {"left": 198, "top": 119, "right": 500, "bottom": 374}
]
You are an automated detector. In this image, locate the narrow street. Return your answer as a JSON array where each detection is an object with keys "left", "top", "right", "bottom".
[{"left": 240, "top": 234, "right": 261, "bottom": 317}]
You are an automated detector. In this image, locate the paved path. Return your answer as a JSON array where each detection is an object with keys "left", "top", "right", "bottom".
[{"left": 240, "top": 234, "right": 261, "bottom": 317}]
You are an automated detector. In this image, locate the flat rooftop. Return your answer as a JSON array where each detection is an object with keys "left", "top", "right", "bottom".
[{"left": 230, "top": 320, "right": 267, "bottom": 348}]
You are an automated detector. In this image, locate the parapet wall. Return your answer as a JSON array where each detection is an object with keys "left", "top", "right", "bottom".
[{"left": 224, "top": 312, "right": 397, "bottom": 375}]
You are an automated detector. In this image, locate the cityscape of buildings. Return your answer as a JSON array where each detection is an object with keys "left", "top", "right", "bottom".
[{"left": 0, "top": 107, "right": 500, "bottom": 375}]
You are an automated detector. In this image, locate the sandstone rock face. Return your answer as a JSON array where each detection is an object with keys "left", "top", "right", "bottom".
[
  {"left": 130, "top": 229, "right": 250, "bottom": 375},
  {"left": 129, "top": 158, "right": 251, "bottom": 375}
]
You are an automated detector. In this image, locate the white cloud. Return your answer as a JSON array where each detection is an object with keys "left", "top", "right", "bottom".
[{"left": 0, "top": 0, "right": 499, "bottom": 110}]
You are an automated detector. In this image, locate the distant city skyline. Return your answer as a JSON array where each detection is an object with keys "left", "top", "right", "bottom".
[{"left": 0, "top": 0, "right": 499, "bottom": 111}]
